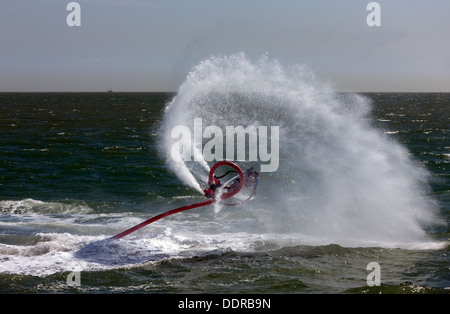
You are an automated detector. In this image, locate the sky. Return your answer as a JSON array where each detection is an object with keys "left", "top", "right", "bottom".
[{"left": 0, "top": 0, "right": 449, "bottom": 92}]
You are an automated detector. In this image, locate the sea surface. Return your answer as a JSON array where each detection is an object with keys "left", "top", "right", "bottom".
[
  {"left": 1, "top": 66, "right": 449, "bottom": 295},
  {"left": 0, "top": 90, "right": 448, "bottom": 294}
]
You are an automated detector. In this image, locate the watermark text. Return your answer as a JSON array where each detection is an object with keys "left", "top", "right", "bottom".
[
  {"left": 171, "top": 118, "right": 279, "bottom": 172},
  {"left": 66, "top": 2, "right": 81, "bottom": 27},
  {"left": 367, "top": 2, "right": 381, "bottom": 27},
  {"left": 366, "top": 262, "right": 381, "bottom": 286}
]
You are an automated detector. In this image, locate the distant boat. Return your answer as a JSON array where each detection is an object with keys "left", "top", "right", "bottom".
[{"left": 107, "top": 88, "right": 113, "bottom": 93}]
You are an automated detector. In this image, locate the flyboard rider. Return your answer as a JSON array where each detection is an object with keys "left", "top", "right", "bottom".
[
  {"left": 111, "top": 161, "right": 258, "bottom": 239},
  {"left": 204, "top": 167, "right": 259, "bottom": 199}
]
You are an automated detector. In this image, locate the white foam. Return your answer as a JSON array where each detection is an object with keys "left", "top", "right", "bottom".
[
  {"left": 0, "top": 199, "right": 93, "bottom": 215},
  {"left": 1, "top": 209, "right": 447, "bottom": 277}
]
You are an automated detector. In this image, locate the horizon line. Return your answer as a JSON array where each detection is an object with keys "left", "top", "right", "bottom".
[{"left": 1, "top": 90, "right": 449, "bottom": 94}]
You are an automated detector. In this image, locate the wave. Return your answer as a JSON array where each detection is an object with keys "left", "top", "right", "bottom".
[{"left": 0, "top": 199, "right": 94, "bottom": 215}]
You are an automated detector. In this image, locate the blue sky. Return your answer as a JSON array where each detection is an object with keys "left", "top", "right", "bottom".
[{"left": 1, "top": 0, "right": 449, "bottom": 92}]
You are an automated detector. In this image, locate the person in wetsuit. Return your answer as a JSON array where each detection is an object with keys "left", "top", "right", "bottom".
[
  {"left": 204, "top": 167, "right": 259, "bottom": 198},
  {"left": 203, "top": 175, "right": 221, "bottom": 198}
]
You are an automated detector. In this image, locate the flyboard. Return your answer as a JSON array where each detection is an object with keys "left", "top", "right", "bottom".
[{"left": 111, "top": 161, "right": 258, "bottom": 239}]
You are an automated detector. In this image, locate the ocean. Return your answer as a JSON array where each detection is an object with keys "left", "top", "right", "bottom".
[{"left": 0, "top": 56, "right": 449, "bottom": 294}]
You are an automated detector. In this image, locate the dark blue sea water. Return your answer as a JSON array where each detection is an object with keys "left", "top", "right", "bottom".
[{"left": 0, "top": 58, "right": 448, "bottom": 294}]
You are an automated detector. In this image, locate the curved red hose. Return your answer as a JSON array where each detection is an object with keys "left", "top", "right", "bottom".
[{"left": 111, "top": 161, "right": 244, "bottom": 239}]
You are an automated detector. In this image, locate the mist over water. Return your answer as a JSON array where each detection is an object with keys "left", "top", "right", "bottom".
[{"left": 159, "top": 53, "right": 442, "bottom": 248}]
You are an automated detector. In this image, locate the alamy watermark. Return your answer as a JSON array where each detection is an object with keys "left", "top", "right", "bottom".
[
  {"left": 66, "top": 263, "right": 381, "bottom": 288},
  {"left": 66, "top": 2, "right": 81, "bottom": 27},
  {"left": 366, "top": 262, "right": 381, "bottom": 287},
  {"left": 367, "top": 2, "right": 381, "bottom": 27},
  {"left": 170, "top": 118, "right": 279, "bottom": 173},
  {"left": 65, "top": 2, "right": 380, "bottom": 28},
  {"left": 66, "top": 271, "right": 81, "bottom": 287}
]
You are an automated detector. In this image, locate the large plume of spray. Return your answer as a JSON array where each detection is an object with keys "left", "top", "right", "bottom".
[{"left": 158, "top": 53, "right": 441, "bottom": 247}]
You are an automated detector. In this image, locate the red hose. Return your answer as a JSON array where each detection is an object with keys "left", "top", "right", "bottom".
[{"left": 111, "top": 161, "right": 244, "bottom": 239}]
